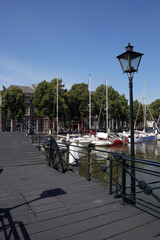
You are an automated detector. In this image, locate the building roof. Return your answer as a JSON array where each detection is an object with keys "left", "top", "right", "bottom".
[{"left": 9, "top": 84, "right": 37, "bottom": 94}]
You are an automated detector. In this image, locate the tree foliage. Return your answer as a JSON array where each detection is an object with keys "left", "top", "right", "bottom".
[
  {"left": 133, "top": 99, "right": 143, "bottom": 126},
  {"left": 2, "top": 78, "right": 160, "bottom": 132},
  {"left": 0, "top": 86, "right": 25, "bottom": 121},
  {"left": 32, "top": 79, "right": 68, "bottom": 119},
  {"left": 149, "top": 99, "right": 160, "bottom": 120},
  {"left": 50, "top": 78, "right": 68, "bottom": 118},
  {"left": 32, "top": 80, "right": 52, "bottom": 117},
  {"left": 92, "top": 84, "right": 129, "bottom": 121},
  {"left": 67, "top": 83, "right": 88, "bottom": 120},
  {"left": 92, "top": 84, "right": 105, "bottom": 117}
]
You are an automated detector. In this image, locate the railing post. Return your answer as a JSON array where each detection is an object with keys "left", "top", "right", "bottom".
[
  {"left": 32, "top": 133, "right": 34, "bottom": 144},
  {"left": 87, "top": 148, "right": 91, "bottom": 181},
  {"left": 109, "top": 157, "right": 113, "bottom": 195},
  {"left": 49, "top": 137, "right": 53, "bottom": 167},
  {"left": 38, "top": 134, "right": 41, "bottom": 151},
  {"left": 114, "top": 157, "right": 120, "bottom": 198},
  {"left": 122, "top": 157, "right": 127, "bottom": 203}
]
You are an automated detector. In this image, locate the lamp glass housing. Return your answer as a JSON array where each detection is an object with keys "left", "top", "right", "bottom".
[{"left": 116, "top": 43, "right": 143, "bottom": 74}]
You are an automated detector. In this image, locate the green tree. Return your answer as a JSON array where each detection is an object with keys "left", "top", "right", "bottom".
[
  {"left": 149, "top": 99, "right": 160, "bottom": 120},
  {"left": 67, "top": 83, "right": 88, "bottom": 127},
  {"left": 108, "top": 86, "right": 124, "bottom": 120},
  {"left": 0, "top": 86, "right": 25, "bottom": 131},
  {"left": 50, "top": 78, "right": 68, "bottom": 118},
  {"left": 118, "top": 94, "right": 129, "bottom": 121},
  {"left": 92, "top": 84, "right": 129, "bottom": 128},
  {"left": 133, "top": 99, "right": 143, "bottom": 129},
  {"left": 32, "top": 78, "right": 68, "bottom": 132},
  {"left": 32, "top": 80, "right": 52, "bottom": 118},
  {"left": 92, "top": 84, "right": 105, "bottom": 118}
]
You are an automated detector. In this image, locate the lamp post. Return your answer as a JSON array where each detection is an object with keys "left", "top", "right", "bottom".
[{"left": 116, "top": 43, "right": 143, "bottom": 201}]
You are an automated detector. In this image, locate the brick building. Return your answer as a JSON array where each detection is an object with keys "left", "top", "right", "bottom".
[{"left": 0, "top": 84, "right": 42, "bottom": 132}]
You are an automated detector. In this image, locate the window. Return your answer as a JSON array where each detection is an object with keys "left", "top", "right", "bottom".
[
  {"left": 43, "top": 121, "right": 48, "bottom": 131},
  {"left": 24, "top": 97, "right": 31, "bottom": 103},
  {"left": 33, "top": 119, "right": 38, "bottom": 130},
  {"left": 25, "top": 106, "right": 30, "bottom": 116}
]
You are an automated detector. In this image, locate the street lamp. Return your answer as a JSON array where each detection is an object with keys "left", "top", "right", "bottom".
[{"left": 116, "top": 43, "right": 143, "bottom": 202}]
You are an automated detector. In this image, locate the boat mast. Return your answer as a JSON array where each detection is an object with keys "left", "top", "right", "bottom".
[
  {"left": 106, "top": 76, "right": 108, "bottom": 133},
  {"left": 144, "top": 80, "right": 146, "bottom": 131},
  {"left": 57, "top": 73, "right": 59, "bottom": 140},
  {"left": 89, "top": 74, "right": 91, "bottom": 131}
]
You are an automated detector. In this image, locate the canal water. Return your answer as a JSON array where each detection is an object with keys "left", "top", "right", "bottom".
[{"left": 101, "top": 141, "right": 160, "bottom": 162}]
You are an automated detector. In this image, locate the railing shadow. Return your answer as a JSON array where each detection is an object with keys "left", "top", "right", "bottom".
[
  {"left": 0, "top": 189, "right": 67, "bottom": 240},
  {"left": 0, "top": 208, "right": 31, "bottom": 240}
]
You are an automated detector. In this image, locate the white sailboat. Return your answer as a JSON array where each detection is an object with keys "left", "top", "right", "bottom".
[{"left": 70, "top": 136, "right": 92, "bottom": 147}]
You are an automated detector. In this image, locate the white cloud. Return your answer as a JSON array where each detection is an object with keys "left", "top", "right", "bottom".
[
  {"left": 0, "top": 75, "right": 21, "bottom": 89},
  {"left": 0, "top": 56, "right": 43, "bottom": 87}
]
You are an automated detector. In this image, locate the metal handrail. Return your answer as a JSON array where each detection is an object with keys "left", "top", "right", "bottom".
[
  {"left": 21, "top": 119, "right": 160, "bottom": 218},
  {"left": 22, "top": 118, "right": 64, "bottom": 173},
  {"left": 64, "top": 144, "right": 160, "bottom": 218}
]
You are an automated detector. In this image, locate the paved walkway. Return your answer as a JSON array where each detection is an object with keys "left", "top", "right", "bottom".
[{"left": 0, "top": 132, "right": 159, "bottom": 240}]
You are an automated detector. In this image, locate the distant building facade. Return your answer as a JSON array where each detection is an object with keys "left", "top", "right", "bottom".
[
  {"left": 0, "top": 84, "right": 130, "bottom": 133},
  {"left": 0, "top": 84, "right": 43, "bottom": 132},
  {"left": 0, "top": 84, "right": 69, "bottom": 133}
]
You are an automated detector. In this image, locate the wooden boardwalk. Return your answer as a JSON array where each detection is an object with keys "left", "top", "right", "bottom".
[{"left": 0, "top": 132, "right": 159, "bottom": 240}]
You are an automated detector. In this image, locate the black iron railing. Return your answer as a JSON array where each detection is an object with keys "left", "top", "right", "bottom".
[
  {"left": 65, "top": 145, "right": 160, "bottom": 218},
  {"left": 22, "top": 118, "right": 160, "bottom": 218},
  {"left": 22, "top": 118, "right": 64, "bottom": 173}
]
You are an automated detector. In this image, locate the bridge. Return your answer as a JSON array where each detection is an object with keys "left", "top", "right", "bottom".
[{"left": 0, "top": 131, "right": 159, "bottom": 240}]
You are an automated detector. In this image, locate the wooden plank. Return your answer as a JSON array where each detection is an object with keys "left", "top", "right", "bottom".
[
  {"left": 0, "top": 132, "right": 159, "bottom": 240},
  {"left": 108, "top": 219, "right": 160, "bottom": 240},
  {"left": 22, "top": 212, "right": 155, "bottom": 240}
]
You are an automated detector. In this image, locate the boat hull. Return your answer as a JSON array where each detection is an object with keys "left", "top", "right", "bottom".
[
  {"left": 70, "top": 137, "right": 91, "bottom": 147},
  {"left": 91, "top": 139, "right": 112, "bottom": 147}
]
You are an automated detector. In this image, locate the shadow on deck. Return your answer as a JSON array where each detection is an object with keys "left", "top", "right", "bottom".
[{"left": 0, "top": 132, "right": 159, "bottom": 240}]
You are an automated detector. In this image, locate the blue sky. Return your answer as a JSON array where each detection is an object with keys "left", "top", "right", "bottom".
[{"left": 0, "top": 0, "right": 160, "bottom": 104}]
